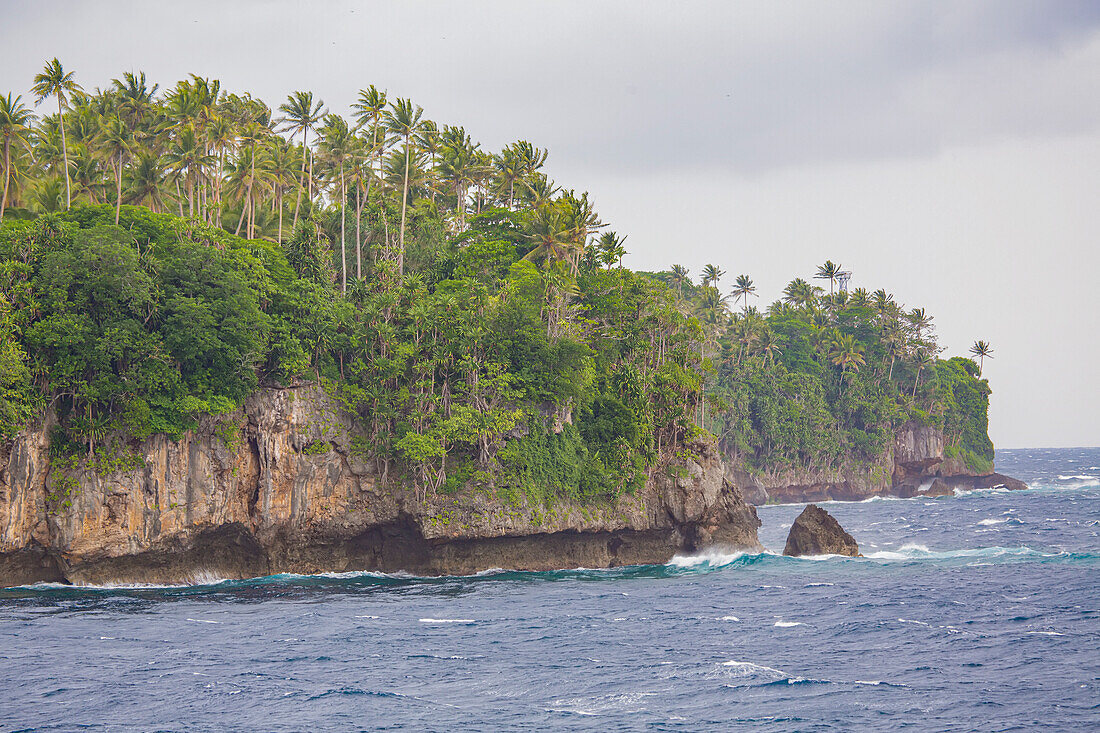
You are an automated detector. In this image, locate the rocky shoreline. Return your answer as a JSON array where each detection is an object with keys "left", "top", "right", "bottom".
[
  {"left": 0, "top": 387, "right": 761, "bottom": 587},
  {"left": 0, "top": 387, "right": 1027, "bottom": 587},
  {"left": 725, "top": 421, "right": 1026, "bottom": 506}
]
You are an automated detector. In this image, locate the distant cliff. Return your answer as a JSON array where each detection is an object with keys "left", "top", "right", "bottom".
[
  {"left": 0, "top": 387, "right": 761, "bottom": 587},
  {"left": 724, "top": 421, "right": 1026, "bottom": 505}
]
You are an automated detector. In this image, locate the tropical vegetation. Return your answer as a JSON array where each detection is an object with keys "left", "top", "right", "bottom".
[{"left": 0, "top": 61, "right": 997, "bottom": 503}]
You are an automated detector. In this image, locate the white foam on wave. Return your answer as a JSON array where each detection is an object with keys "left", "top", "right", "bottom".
[
  {"left": 774, "top": 620, "right": 804, "bottom": 628},
  {"left": 667, "top": 549, "right": 749, "bottom": 568},
  {"left": 721, "top": 660, "right": 785, "bottom": 675},
  {"left": 1058, "top": 475, "right": 1097, "bottom": 481},
  {"left": 977, "top": 518, "right": 1007, "bottom": 526},
  {"left": 418, "top": 618, "right": 475, "bottom": 624},
  {"left": 185, "top": 618, "right": 221, "bottom": 624},
  {"left": 1027, "top": 631, "right": 1066, "bottom": 636},
  {"left": 716, "top": 615, "right": 741, "bottom": 622},
  {"left": 805, "top": 582, "right": 835, "bottom": 587},
  {"left": 897, "top": 618, "right": 930, "bottom": 626},
  {"left": 864, "top": 543, "right": 1050, "bottom": 562}
]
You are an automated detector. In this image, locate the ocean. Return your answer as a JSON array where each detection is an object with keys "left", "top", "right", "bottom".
[{"left": 1, "top": 448, "right": 1097, "bottom": 732}]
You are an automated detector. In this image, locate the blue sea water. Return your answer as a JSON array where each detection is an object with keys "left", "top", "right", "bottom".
[{"left": 1, "top": 448, "right": 1097, "bottom": 732}]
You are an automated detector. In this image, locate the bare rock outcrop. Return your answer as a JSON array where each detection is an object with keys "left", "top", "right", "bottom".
[
  {"left": 726, "top": 422, "right": 1025, "bottom": 506},
  {"left": 782, "top": 504, "right": 861, "bottom": 557},
  {"left": 0, "top": 387, "right": 761, "bottom": 586}
]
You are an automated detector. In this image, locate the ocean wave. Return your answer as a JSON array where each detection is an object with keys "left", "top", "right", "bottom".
[{"left": 6, "top": 544, "right": 1096, "bottom": 598}]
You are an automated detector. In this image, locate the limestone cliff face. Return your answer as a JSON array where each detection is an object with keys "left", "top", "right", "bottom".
[
  {"left": 725, "top": 421, "right": 1023, "bottom": 505},
  {"left": 0, "top": 387, "right": 760, "bottom": 587}
]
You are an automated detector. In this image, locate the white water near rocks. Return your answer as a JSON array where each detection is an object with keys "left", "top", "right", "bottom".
[{"left": 0, "top": 447, "right": 1096, "bottom": 731}]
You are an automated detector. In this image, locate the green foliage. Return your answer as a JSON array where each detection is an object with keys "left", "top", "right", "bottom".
[{"left": 0, "top": 62, "right": 998, "bottom": 502}]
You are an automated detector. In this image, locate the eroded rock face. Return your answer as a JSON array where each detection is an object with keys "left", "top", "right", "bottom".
[
  {"left": 726, "top": 422, "right": 1023, "bottom": 505},
  {"left": 0, "top": 387, "right": 761, "bottom": 586},
  {"left": 783, "top": 504, "right": 861, "bottom": 557}
]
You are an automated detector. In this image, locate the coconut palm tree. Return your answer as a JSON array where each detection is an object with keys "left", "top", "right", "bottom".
[
  {"left": 435, "top": 125, "right": 479, "bottom": 232},
  {"left": 669, "top": 264, "right": 690, "bottom": 298},
  {"left": 524, "top": 205, "right": 573, "bottom": 267},
  {"left": 783, "top": 277, "right": 817, "bottom": 307},
  {"left": 701, "top": 264, "right": 725, "bottom": 289},
  {"left": 97, "top": 114, "right": 135, "bottom": 224},
  {"left": 278, "top": 91, "right": 325, "bottom": 230},
  {"left": 32, "top": 58, "right": 82, "bottom": 210},
  {"left": 755, "top": 328, "right": 782, "bottom": 366},
  {"left": 318, "top": 113, "right": 355, "bottom": 292},
  {"left": 351, "top": 85, "right": 388, "bottom": 207},
  {"left": 0, "top": 93, "right": 34, "bottom": 222},
  {"left": 907, "top": 307, "right": 933, "bottom": 342},
  {"left": 595, "top": 231, "right": 627, "bottom": 270},
  {"left": 112, "top": 71, "right": 159, "bottom": 132},
  {"left": 815, "top": 260, "right": 841, "bottom": 295},
  {"left": 383, "top": 97, "right": 424, "bottom": 277},
  {"left": 969, "top": 340, "right": 993, "bottom": 377},
  {"left": 730, "top": 274, "right": 757, "bottom": 311},
  {"left": 911, "top": 348, "right": 934, "bottom": 398},
  {"left": 827, "top": 332, "right": 866, "bottom": 381},
  {"left": 266, "top": 138, "right": 299, "bottom": 244},
  {"left": 125, "top": 151, "right": 167, "bottom": 212}
]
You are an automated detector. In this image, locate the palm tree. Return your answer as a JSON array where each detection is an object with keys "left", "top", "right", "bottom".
[
  {"left": 112, "top": 71, "right": 159, "bottom": 132},
  {"left": 669, "top": 264, "right": 690, "bottom": 298},
  {"left": 383, "top": 98, "right": 424, "bottom": 277},
  {"left": 730, "top": 274, "right": 757, "bottom": 311},
  {"left": 828, "top": 332, "right": 866, "bottom": 381},
  {"left": 907, "top": 307, "right": 933, "bottom": 342},
  {"left": 755, "top": 328, "right": 782, "bottom": 366},
  {"left": 125, "top": 151, "right": 167, "bottom": 212},
  {"left": 278, "top": 91, "right": 325, "bottom": 230},
  {"left": 815, "top": 260, "right": 841, "bottom": 295},
  {"left": 435, "top": 125, "right": 479, "bottom": 232},
  {"left": 969, "top": 340, "right": 993, "bottom": 377},
  {"left": 701, "top": 263, "right": 725, "bottom": 288},
  {"left": 524, "top": 205, "right": 573, "bottom": 267},
  {"left": 783, "top": 277, "right": 817, "bottom": 308},
  {"left": 32, "top": 59, "right": 82, "bottom": 210},
  {"left": 318, "top": 113, "right": 354, "bottom": 292},
  {"left": 595, "top": 231, "right": 627, "bottom": 269},
  {"left": 266, "top": 138, "right": 299, "bottom": 244},
  {"left": 352, "top": 85, "right": 388, "bottom": 201},
  {"left": 911, "top": 348, "right": 934, "bottom": 398},
  {"left": 97, "top": 115, "right": 135, "bottom": 224},
  {"left": 0, "top": 93, "right": 34, "bottom": 222}
]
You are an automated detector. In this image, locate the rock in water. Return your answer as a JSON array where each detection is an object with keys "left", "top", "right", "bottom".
[{"left": 783, "top": 504, "right": 861, "bottom": 557}]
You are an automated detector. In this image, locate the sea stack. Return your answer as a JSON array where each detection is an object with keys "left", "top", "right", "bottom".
[{"left": 783, "top": 504, "right": 861, "bottom": 557}]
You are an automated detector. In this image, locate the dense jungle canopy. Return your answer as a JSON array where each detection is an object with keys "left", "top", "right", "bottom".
[{"left": 0, "top": 61, "right": 994, "bottom": 503}]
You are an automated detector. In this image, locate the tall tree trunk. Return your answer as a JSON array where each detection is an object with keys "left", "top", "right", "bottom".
[
  {"left": 215, "top": 149, "right": 224, "bottom": 228},
  {"left": 292, "top": 128, "right": 307, "bottom": 230},
  {"left": 176, "top": 177, "right": 184, "bottom": 217},
  {"left": 249, "top": 142, "right": 256, "bottom": 239},
  {"left": 58, "top": 97, "right": 71, "bottom": 210},
  {"left": 398, "top": 137, "right": 410, "bottom": 277},
  {"left": 340, "top": 164, "right": 347, "bottom": 293},
  {"left": 277, "top": 191, "right": 284, "bottom": 244},
  {"left": 115, "top": 153, "right": 123, "bottom": 224},
  {"left": 234, "top": 186, "right": 249, "bottom": 236},
  {"left": 0, "top": 139, "right": 9, "bottom": 222},
  {"left": 355, "top": 181, "right": 362, "bottom": 279}
]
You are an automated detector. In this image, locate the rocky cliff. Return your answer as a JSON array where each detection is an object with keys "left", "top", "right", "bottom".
[
  {"left": 725, "top": 421, "right": 1026, "bottom": 505},
  {"left": 0, "top": 387, "right": 761, "bottom": 587}
]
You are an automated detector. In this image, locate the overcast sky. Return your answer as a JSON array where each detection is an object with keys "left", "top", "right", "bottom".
[{"left": 2, "top": 0, "right": 1097, "bottom": 448}]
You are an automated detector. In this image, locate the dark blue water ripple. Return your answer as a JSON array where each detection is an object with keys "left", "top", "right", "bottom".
[{"left": 1, "top": 448, "right": 1098, "bottom": 732}]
